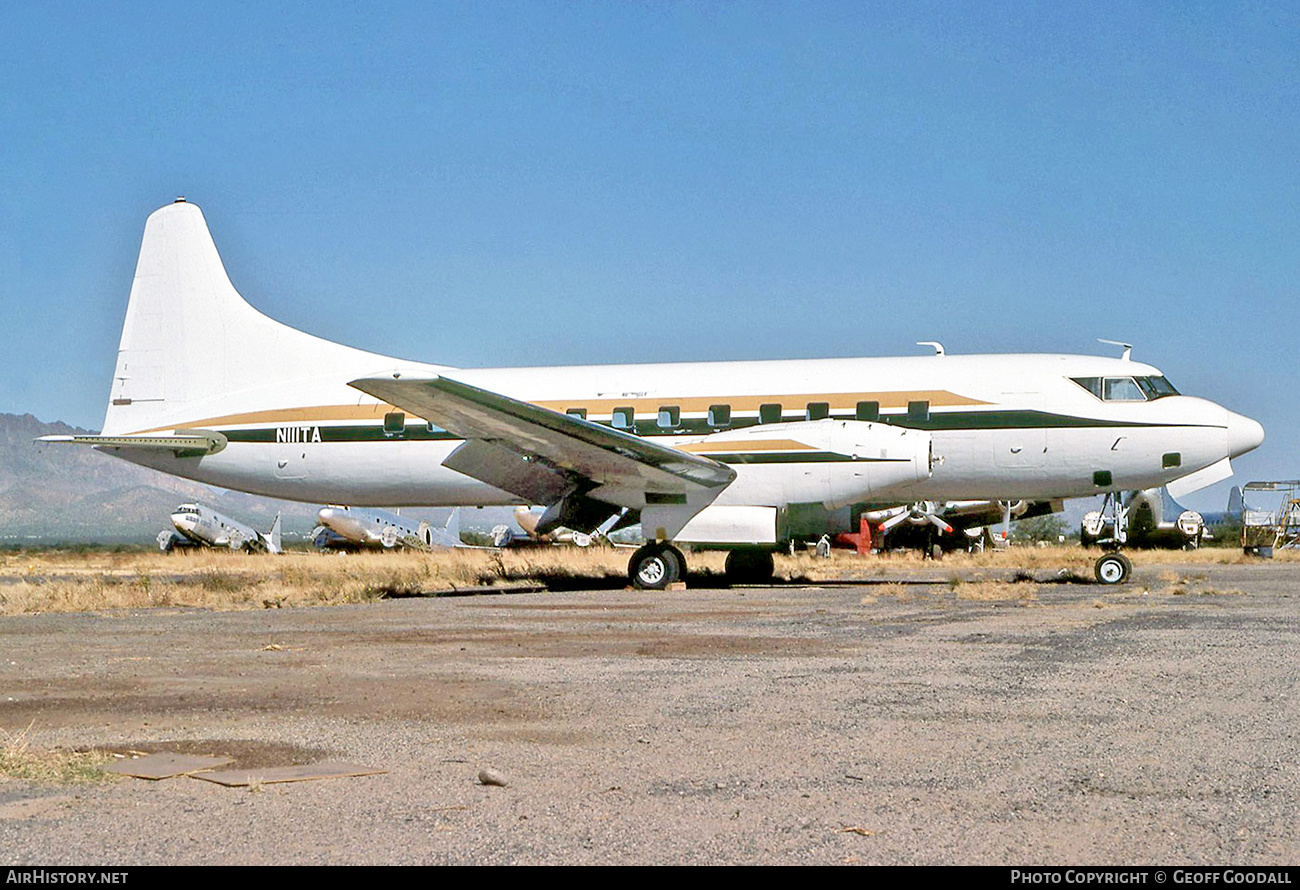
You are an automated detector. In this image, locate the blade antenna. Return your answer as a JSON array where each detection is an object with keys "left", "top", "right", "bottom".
[{"left": 1097, "top": 339, "right": 1133, "bottom": 361}]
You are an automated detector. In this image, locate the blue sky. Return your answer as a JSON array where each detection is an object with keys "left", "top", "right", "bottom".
[{"left": 1, "top": 2, "right": 1295, "bottom": 512}]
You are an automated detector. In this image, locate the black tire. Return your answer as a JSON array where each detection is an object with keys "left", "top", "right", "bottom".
[
  {"left": 1094, "top": 552, "right": 1132, "bottom": 585},
  {"left": 629, "top": 544, "right": 682, "bottom": 590},
  {"left": 724, "top": 549, "right": 775, "bottom": 585}
]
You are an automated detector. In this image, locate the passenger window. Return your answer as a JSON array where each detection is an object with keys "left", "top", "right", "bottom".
[
  {"left": 907, "top": 400, "right": 930, "bottom": 423},
  {"left": 566, "top": 408, "right": 587, "bottom": 420},
  {"left": 1103, "top": 377, "right": 1145, "bottom": 401},
  {"left": 1163, "top": 452, "right": 1181, "bottom": 469},
  {"left": 612, "top": 407, "right": 635, "bottom": 430},
  {"left": 806, "top": 402, "right": 829, "bottom": 421},
  {"left": 856, "top": 401, "right": 879, "bottom": 422},
  {"left": 383, "top": 412, "right": 405, "bottom": 436},
  {"left": 759, "top": 403, "right": 783, "bottom": 424},
  {"left": 707, "top": 404, "right": 731, "bottom": 427},
  {"left": 657, "top": 406, "right": 680, "bottom": 429}
]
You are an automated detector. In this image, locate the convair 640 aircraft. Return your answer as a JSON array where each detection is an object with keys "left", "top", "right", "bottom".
[{"left": 43, "top": 200, "right": 1264, "bottom": 587}]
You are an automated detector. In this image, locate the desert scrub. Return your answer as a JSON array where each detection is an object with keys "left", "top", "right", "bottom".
[{"left": 0, "top": 724, "right": 111, "bottom": 784}]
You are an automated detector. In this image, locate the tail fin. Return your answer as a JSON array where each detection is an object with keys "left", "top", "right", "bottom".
[
  {"left": 102, "top": 199, "right": 442, "bottom": 436},
  {"left": 1227, "top": 486, "right": 1244, "bottom": 515},
  {"left": 423, "top": 508, "right": 463, "bottom": 547},
  {"left": 262, "top": 513, "right": 283, "bottom": 554},
  {"left": 443, "top": 507, "right": 462, "bottom": 545}
]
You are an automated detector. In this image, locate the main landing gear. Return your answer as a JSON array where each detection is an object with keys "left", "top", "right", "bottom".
[
  {"left": 627, "top": 544, "right": 778, "bottom": 589},
  {"left": 628, "top": 543, "right": 685, "bottom": 590}
]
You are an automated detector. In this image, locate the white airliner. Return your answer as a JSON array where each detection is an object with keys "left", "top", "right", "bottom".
[
  {"left": 42, "top": 200, "right": 1264, "bottom": 587},
  {"left": 159, "top": 503, "right": 282, "bottom": 554},
  {"left": 314, "top": 505, "right": 463, "bottom": 550}
]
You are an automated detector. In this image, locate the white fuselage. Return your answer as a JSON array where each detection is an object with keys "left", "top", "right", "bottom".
[
  {"left": 316, "top": 505, "right": 420, "bottom": 547},
  {"left": 117, "top": 352, "right": 1258, "bottom": 509},
  {"left": 170, "top": 503, "right": 259, "bottom": 549}
]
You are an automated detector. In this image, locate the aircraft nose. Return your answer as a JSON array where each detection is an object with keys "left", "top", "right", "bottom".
[{"left": 1226, "top": 410, "right": 1265, "bottom": 458}]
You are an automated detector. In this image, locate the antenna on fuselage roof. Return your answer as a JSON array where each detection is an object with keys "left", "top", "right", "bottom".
[
  {"left": 1097, "top": 339, "right": 1133, "bottom": 361},
  {"left": 916, "top": 341, "right": 946, "bottom": 356}
]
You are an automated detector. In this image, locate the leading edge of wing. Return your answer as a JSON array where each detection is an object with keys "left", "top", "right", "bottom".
[{"left": 347, "top": 374, "right": 737, "bottom": 491}]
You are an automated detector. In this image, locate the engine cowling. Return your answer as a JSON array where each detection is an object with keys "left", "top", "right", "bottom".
[{"left": 693, "top": 419, "right": 932, "bottom": 509}]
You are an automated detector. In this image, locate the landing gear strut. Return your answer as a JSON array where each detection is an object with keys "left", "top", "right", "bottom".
[
  {"left": 628, "top": 543, "right": 684, "bottom": 590},
  {"left": 1086, "top": 491, "right": 1133, "bottom": 585}
]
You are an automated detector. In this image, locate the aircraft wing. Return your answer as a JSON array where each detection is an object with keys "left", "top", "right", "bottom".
[
  {"left": 348, "top": 375, "right": 736, "bottom": 507},
  {"left": 37, "top": 430, "right": 228, "bottom": 458}
]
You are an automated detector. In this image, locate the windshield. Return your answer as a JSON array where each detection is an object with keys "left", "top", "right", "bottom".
[{"left": 1071, "top": 375, "right": 1181, "bottom": 402}]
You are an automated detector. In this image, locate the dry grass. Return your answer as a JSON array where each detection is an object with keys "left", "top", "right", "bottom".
[
  {"left": 0, "top": 546, "right": 638, "bottom": 615},
  {"left": 0, "top": 542, "right": 1272, "bottom": 615},
  {"left": 0, "top": 722, "right": 111, "bottom": 784}
]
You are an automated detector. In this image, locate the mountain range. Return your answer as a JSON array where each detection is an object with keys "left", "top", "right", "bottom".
[{"left": 0, "top": 413, "right": 467, "bottom": 544}]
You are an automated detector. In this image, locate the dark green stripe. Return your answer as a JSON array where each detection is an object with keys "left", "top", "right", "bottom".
[{"left": 218, "top": 408, "right": 1221, "bottom": 446}]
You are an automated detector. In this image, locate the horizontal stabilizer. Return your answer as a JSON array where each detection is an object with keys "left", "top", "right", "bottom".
[
  {"left": 37, "top": 429, "right": 228, "bottom": 458},
  {"left": 1167, "top": 457, "right": 1233, "bottom": 500}
]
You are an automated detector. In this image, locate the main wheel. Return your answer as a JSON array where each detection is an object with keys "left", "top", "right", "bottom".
[
  {"left": 628, "top": 544, "right": 682, "bottom": 590},
  {"left": 1094, "top": 552, "right": 1132, "bottom": 585},
  {"left": 724, "top": 549, "right": 775, "bottom": 585}
]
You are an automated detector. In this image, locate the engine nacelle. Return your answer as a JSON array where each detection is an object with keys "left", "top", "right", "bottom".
[{"left": 694, "top": 419, "right": 932, "bottom": 509}]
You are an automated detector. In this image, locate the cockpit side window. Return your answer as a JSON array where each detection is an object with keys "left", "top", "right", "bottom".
[
  {"left": 1103, "top": 377, "right": 1145, "bottom": 401},
  {"left": 1070, "top": 377, "right": 1104, "bottom": 399}
]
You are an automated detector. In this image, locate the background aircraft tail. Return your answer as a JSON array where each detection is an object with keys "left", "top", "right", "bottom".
[
  {"left": 262, "top": 513, "right": 283, "bottom": 555},
  {"left": 101, "top": 199, "right": 446, "bottom": 436}
]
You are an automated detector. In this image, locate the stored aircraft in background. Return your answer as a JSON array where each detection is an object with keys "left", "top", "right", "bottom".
[
  {"left": 158, "top": 503, "right": 282, "bottom": 554},
  {"left": 839, "top": 499, "right": 1059, "bottom": 555},
  {"left": 314, "top": 505, "right": 463, "bottom": 551},
  {"left": 1081, "top": 487, "right": 1208, "bottom": 550},
  {"left": 492, "top": 505, "right": 618, "bottom": 548},
  {"left": 42, "top": 200, "right": 1264, "bottom": 587}
]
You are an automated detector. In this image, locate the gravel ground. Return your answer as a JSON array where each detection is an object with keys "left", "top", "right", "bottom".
[{"left": 1, "top": 559, "right": 1297, "bottom": 865}]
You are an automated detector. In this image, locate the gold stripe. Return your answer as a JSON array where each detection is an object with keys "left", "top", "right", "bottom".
[
  {"left": 678, "top": 439, "right": 814, "bottom": 454},
  {"left": 127, "top": 403, "right": 413, "bottom": 436},
  {"left": 126, "top": 389, "right": 987, "bottom": 435}
]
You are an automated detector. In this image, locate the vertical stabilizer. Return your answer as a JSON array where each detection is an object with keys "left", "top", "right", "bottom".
[
  {"left": 102, "top": 199, "right": 443, "bottom": 436},
  {"left": 264, "top": 513, "right": 283, "bottom": 555}
]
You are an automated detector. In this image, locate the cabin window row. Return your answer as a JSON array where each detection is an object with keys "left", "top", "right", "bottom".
[{"left": 564, "top": 400, "right": 928, "bottom": 429}]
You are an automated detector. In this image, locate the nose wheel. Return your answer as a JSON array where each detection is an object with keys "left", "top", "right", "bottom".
[{"left": 1094, "top": 552, "right": 1132, "bottom": 585}]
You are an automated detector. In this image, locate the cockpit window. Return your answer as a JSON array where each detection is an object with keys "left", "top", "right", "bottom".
[
  {"left": 1103, "top": 377, "right": 1145, "bottom": 401},
  {"left": 1137, "top": 375, "right": 1179, "bottom": 399},
  {"left": 1071, "top": 375, "right": 1180, "bottom": 402}
]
